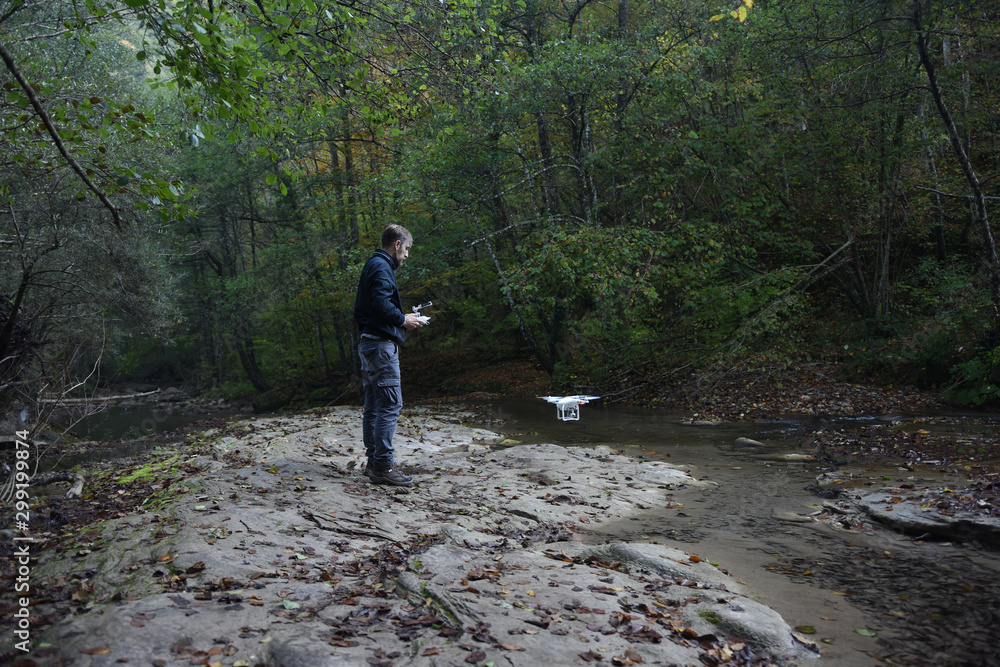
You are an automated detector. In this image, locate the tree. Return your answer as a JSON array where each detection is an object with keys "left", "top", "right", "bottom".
[
  {"left": 911, "top": 0, "right": 999, "bottom": 321},
  {"left": 1, "top": 3, "right": 178, "bottom": 422}
]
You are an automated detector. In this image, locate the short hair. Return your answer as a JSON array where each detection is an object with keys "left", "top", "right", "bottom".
[{"left": 381, "top": 224, "right": 412, "bottom": 249}]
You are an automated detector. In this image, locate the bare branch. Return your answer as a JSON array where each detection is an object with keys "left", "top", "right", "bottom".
[{"left": 914, "top": 186, "right": 1000, "bottom": 201}]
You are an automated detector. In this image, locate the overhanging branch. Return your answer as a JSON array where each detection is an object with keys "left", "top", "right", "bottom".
[{"left": 0, "top": 39, "right": 122, "bottom": 229}]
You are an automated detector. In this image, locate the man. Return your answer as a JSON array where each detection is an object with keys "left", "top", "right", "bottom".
[{"left": 353, "top": 224, "right": 426, "bottom": 486}]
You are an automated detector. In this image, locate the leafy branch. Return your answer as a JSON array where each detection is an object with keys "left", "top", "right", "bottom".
[{"left": 0, "top": 39, "right": 123, "bottom": 228}]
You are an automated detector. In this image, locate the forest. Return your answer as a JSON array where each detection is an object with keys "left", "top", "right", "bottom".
[{"left": 2, "top": 0, "right": 999, "bottom": 418}]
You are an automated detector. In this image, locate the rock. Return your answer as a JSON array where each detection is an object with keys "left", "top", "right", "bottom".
[
  {"left": 754, "top": 453, "right": 816, "bottom": 462},
  {"left": 22, "top": 406, "right": 817, "bottom": 666},
  {"left": 855, "top": 490, "right": 1000, "bottom": 547}
]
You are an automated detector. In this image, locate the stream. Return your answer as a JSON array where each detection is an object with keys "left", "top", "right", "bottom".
[
  {"left": 64, "top": 398, "right": 1000, "bottom": 665},
  {"left": 469, "top": 398, "right": 1000, "bottom": 667}
]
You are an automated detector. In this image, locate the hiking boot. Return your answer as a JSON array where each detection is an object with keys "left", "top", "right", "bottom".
[
  {"left": 361, "top": 460, "right": 380, "bottom": 481},
  {"left": 367, "top": 465, "right": 413, "bottom": 486}
]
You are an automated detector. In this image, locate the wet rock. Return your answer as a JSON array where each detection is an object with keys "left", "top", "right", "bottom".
[
  {"left": 855, "top": 489, "right": 1000, "bottom": 547},
  {"left": 804, "top": 483, "right": 843, "bottom": 499}
]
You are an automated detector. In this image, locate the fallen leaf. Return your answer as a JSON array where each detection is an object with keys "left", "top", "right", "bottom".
[
  {"left": 795, "top": 625, "right": 816, "bottom": 634},
  {"left": 855, "top": 628, "right": 877, "bottom": 637},
  {"left": 82, "top": 647, "right": 110, "bottom": 655},
  {"left": 498, "top": 642, "right": 524, "bottom": 651}
]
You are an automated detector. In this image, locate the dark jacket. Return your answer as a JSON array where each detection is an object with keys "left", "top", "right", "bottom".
[{"left": 354, "top": 249, "right": 406, "bottom": 344}]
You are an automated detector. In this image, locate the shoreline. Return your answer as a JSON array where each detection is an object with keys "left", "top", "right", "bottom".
[{"left": 6, "top": 406, "right": 821, "bottom": 666}]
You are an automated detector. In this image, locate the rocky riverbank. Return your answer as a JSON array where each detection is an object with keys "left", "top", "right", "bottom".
[{"left": 5, "top": 406, "right": 822, "bottom": 666}]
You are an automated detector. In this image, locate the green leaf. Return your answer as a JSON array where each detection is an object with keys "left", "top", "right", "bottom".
[{"left": 266, "top": 174, "right": 278, "bottom": 186}]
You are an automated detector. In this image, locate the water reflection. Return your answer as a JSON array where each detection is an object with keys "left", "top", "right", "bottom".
[
  {"left": 471, "top": 397, "right": 808, "bottom": 458},
  {"left": 54, "top": 406, "right": 212, "bottom": 442}
]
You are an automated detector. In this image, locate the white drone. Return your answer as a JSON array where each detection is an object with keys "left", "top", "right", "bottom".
[{"left": 539, "top": 395, "right": 601, "bottom": 421}]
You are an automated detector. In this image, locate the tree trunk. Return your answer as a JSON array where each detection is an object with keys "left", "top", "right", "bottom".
[
  {"left": 483, "top": 238, "right": 554, "bottom": 374},
  {"left": 235, "top": 339, "right": 270, "bottom": 392},
  {"left": 0, "top": 269, "right": 32, "bottom": 371},
  {"left": 913, "top": 0, "right": 1000, "bottom": 321},
  {"left": 567, "top": 93, "right": 592, "bottom": 225},
  {"left": 341, "top": 103, "right": 360, "bottom": 245},
  {"left": 314, "top": 315, "right": 333, "bottom": 387},
  {"left": 330, "top": 137, "right": 346, "bottom": 234},
  {"left": 535, "top": 111, "right": 559, "bottom": 216}
]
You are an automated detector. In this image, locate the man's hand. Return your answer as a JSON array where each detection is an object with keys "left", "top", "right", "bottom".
[{"left": 403, "top": 313, "right": 427, "bottom": 330}]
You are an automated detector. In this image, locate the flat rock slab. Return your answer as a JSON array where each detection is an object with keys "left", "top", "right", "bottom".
[
  {"left": 855, "top": 489, "right": 1000, "bottom": 547},
  {"left": 22, "top": 406, "right": 818, "bottom": 666}
]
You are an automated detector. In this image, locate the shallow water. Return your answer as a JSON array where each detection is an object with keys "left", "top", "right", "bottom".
[
  {"left": 471, "top": 398, "right": 1000, "bottom": 667},
  {"left": 57, "top": 405, "right": 222, "bottom": 442}
]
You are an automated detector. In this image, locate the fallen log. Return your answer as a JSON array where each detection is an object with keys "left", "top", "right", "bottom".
[{"left": 38, "top": 389, "right": 161, "bottom": 405}]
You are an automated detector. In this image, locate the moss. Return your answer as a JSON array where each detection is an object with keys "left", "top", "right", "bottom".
[
  {"left": 698, "top": 610, "right": 721, "bottom": 624},
  {"left": 116, "top": 454, "right": 181, "bottom": 484}
]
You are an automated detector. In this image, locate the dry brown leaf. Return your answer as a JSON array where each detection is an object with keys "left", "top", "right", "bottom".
[{"left": 498, "top": 642, "right": 525, "bottom": 651}]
